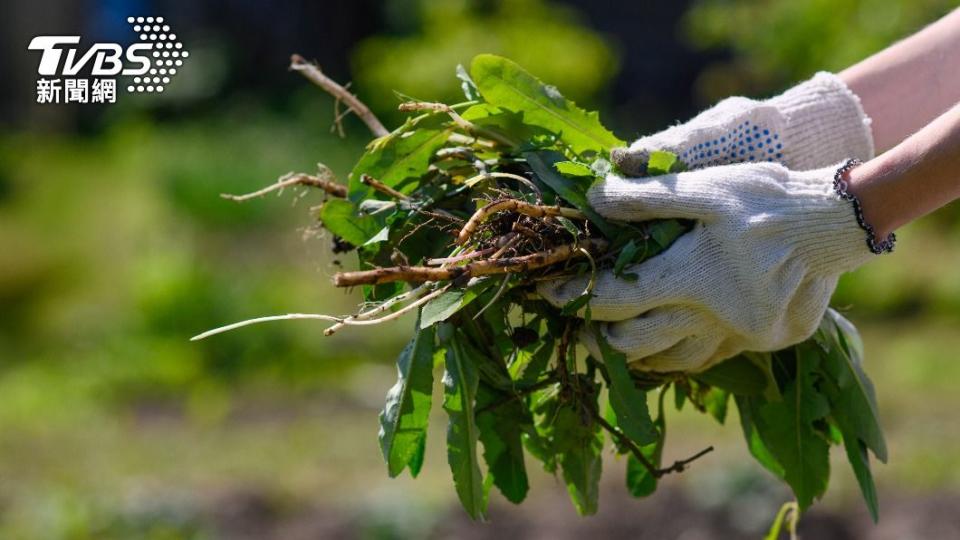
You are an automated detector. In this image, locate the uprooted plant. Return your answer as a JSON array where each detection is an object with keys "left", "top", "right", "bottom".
[{"left": 195, "top": 53, "right": 887, "bottom": 525}]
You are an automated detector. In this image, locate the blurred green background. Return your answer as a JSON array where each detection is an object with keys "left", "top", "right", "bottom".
[{"left": 2, "top": 0, "right": 959, "bottom": 538}]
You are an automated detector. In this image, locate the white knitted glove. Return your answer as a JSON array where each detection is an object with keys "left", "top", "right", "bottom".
[
  {"left": 613, "top": 73, "right": 874, "bottom": 174},
  {"left": 538, "top": 162, "right": 878, "bottom": 373}
]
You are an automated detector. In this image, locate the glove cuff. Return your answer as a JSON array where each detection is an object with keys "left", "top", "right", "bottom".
[
  {"left": 789, "top": 164, "right": 880, "bottom": 274},
  {"left": 768, "top": 72, "right": 874, "bottom": 170}
]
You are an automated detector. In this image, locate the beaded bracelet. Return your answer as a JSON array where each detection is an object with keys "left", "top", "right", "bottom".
[{"left": 833, "top": 158, "right": 896, "bottom": 254}]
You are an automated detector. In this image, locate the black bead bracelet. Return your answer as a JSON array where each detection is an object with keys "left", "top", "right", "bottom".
[{"left": 833, "top": 158, "right": 896, "bottom": 255}]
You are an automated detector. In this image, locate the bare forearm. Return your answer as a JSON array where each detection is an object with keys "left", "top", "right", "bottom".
[
  {"left": 848, "top": 103, "right": 960, "bottom": 239},
  {"left": 840, "top": 8, "right": 960, "bottom": 153}
]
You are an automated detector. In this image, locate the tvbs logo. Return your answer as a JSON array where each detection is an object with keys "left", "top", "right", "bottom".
[{"left": 28, "top": 16, "right": 189, "bottom": 104}]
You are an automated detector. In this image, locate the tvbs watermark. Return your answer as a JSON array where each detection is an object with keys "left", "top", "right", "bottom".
[{"left": 28, "top": 16, "right": 189, "bottom": 104}]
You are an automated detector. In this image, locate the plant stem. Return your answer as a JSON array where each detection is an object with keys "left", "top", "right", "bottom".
[
  {"left": 593, "top": 412, "right": 713, "bottom": 479},
  {"left": 222, "top": 172, "right": 347, "bottom": 201},
  {"left": 290, "top": 54, "right": 388, "bottom": 137}
]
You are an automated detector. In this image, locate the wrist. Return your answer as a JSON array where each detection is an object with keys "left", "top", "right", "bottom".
[{"left": 844, "top": 158, "right": 902, "bottom": 241}]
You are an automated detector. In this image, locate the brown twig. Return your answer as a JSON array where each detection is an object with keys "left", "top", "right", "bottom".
[
  {"left": 333, "top": 238, "right": 608, "bottom": 287},
  {"left": 361, "top": 174, "right": 409, "bottom": 200},
  {"left": 457, "top": 200, "right": 587, "bottom": 245},
  {"left": 290, "top": 54, "right": 389, "bottom": 138},
  {"left": 221, "top": 172, "right": 347, "bottom": 201},
  {"left": 594, "top": 412, "right": 713, "bottom": 479}
]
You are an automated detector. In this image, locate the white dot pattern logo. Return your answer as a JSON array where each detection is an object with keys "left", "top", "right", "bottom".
[{"left": 125, "top": 16, "right": 188, "bottom": 94}]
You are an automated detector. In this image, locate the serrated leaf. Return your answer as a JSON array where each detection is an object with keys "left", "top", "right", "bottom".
[
  {"left": 754, "top": 344, "right": 831, "bottom": 510},
  {"left": 529, "top": 377, "right": 604, "bottom": 515},
  {"left": 379, "top": 324, "right": 436, "bottom": 478},
  {"left": 319, "top": 199, "right": 381, "bottom": 246},
  {"left": 470, "top": 54, "right": 624, "bottom": 155},
  {"left": 560, "top": 425, "right": 604, "bottom": 516},
  {"left": 442, "top": 327, "right": 488, "bottom": 520},
  {"left": 476, "top": 384, "right": 530, "bottom": 504},
  {"left": 554, "top": 160, "right": 595, "bottom": 177},
  {"left": 595, "top": 329, "right": 658, "bottom": 446},
  {"left": 694, "top": 355, "right": 768, "bottom": 396}
]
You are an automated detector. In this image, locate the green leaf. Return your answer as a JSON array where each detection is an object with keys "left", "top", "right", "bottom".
[
  {"left": 815, "top": 309, "right": 886, "bottom": 462},
  {"left": 554, "top": 160, "right": 595, "bottom": 177},
  {"left": 420, "top": 280, "right": 494, "bottom": 329},
  {"left": 646, "top": 151, "right": 680, "bottom": 176},
  {"left": 648, "top": 219, "right": 688, "bottom": 250},
  {"left": 349, "top": 125, "right": 452, "bottom": 201},
  {"left": 694, "top": 355, "right": 768, "bottom": 396},
  {"left": 735, "top": 395, "right": 785, "bottom": 479},
  {"left": 554, "top": 216, "right": 581, "bottom": 238},
  {"left": 476, "top": 385, "right": 530, "bottom": 504},
  {"left": 470, "top": 54, "right": 624, "bottom": 155},
  {"left": 529, "top": 378, "right": 604, "bottom": 515},
  {"left": 814, "top": 309, "right": 885, "bottom": 521},
  {"left": 703, "top": 387, "right": 730, "bottom": 424},
  {"left": 319, "top": 199, "right": 381, "bottom": 246},
  {"left": 561, "top": 293, "right": 592, "bottom": 316},
  {"left": 841, "top": 436, "right": 880, "bottom": 522},
  {"left": 379, "top": 324, "right": 436, "bottom": 478},
  {"left": 441, "top": 326, "right": 488, "bottom": 520},
  {"left": 613, "top": 239, "right": 639, "bottom": 278},
  {"left": 626, "top": 390, "right": 666, "bottom": 498},
  {"left": 754, "top": 344, "right": 831, "bottom": 510},
  {"left": 560, "top": 424, "right": 604, "bottom": 516},
  {"left": 595, "top": 328, "right": 658, "bottom": 446},
  {"left": 516, "top": 337, "right": 555, "bottom": 385},
  {"left": 525, "top": 150, "right": 620, "bottom": 238}
]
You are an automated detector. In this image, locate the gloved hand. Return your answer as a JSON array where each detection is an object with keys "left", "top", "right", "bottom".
[
  {"left": 613, "top": 73, "right": 874, "bottom": 174},
  {"left": 538, "top": 162, "right": 880, "bottom": 373}
]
